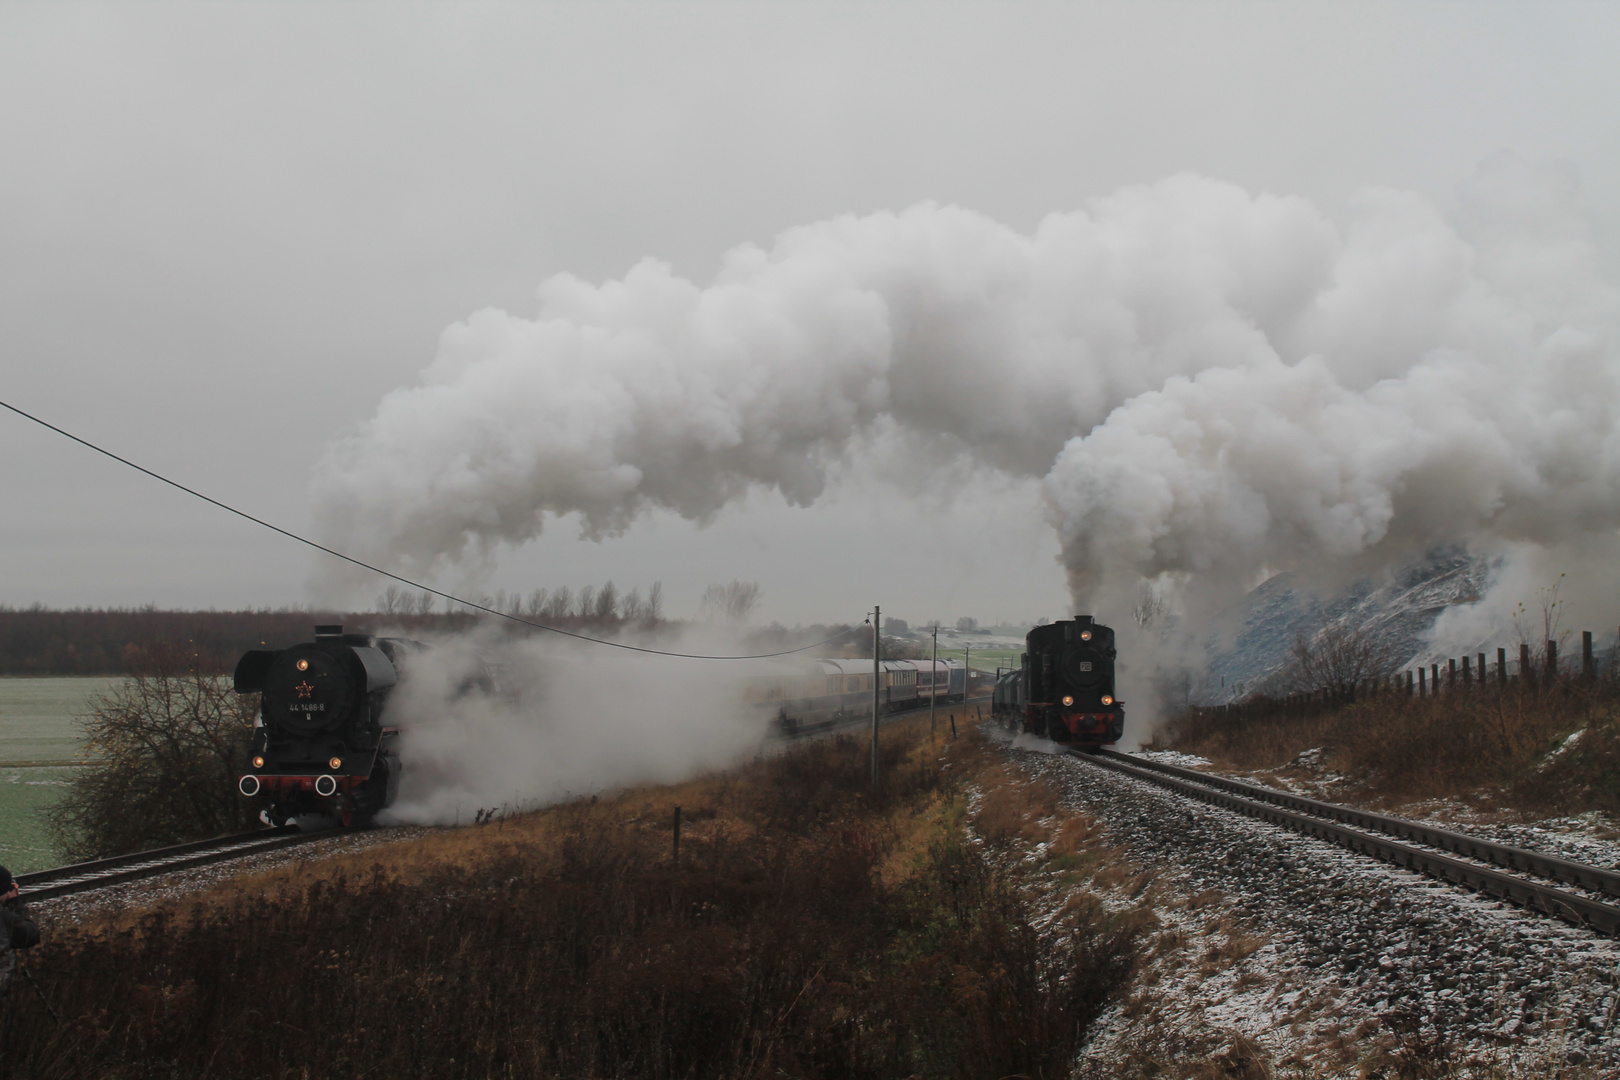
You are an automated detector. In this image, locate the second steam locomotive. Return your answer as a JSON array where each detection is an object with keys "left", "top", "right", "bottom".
[{"left": 993, "top": 615, "right": 1124, "bottom": 749}]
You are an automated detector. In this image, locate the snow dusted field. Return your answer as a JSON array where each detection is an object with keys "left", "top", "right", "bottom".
[{"left": 998, "top": 735, "right": 1619, "bottom": 1074}]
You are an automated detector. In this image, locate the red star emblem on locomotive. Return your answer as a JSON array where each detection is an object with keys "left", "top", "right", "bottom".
[{"left": 295, "top": 680, "right": 315, "bottom": 699}]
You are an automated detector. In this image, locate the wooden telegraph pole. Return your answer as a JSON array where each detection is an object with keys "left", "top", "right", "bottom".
[
  {"left": 871, "top": 607, "right": 882, "bottom": 789},
  {"left": 930, "top": 624, "right": 938, "bottom": 737}
]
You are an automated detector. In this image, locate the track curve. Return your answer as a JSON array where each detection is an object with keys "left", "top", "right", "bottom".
[{"left": 1072, "top": 750, "right": 1620, "bottom": 936}]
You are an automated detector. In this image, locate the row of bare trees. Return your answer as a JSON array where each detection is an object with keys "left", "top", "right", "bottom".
[{"left": 376, "top": 581, "right": 666, "bottom": 623}]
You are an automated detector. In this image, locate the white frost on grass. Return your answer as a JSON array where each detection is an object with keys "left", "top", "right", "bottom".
[{"left": 1134, "top": 749, "right": 1213, "bottom": 769}]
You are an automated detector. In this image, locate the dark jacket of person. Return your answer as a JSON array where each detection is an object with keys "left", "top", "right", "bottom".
[{"left": 0, "top": 899, "right": 40, "bottom": 998}]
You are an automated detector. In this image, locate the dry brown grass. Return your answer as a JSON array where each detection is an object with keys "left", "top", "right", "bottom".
[
  {"left": 6, "top": 715, "right": 1143, "bottom": 1080},
  {"left": 1198, "top": 916, "right": 1267, "bottom": 965},
  {"left": 1165, "top": 677, "right": 1620, "bottom": 813},
  {"left": 972, "top": 763, "right": 1062, "bottom": 847}
]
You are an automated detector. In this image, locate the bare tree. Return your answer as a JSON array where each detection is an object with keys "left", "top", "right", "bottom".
[
  {"left": 414, "top": 590, "right": 436, "bottom": 615},
  {"left": 50, "top": 643, "right": 261, "bottom": 859},
  {"left": 1287, "top": 620, "right": 1397, "bottom": 701},
  {"left": 647, "top": 581, "right": 664, "bottom": 621},
  {"left": 524, "top": 589, "right": 549, "bottom": 619},
  {"left": 376, "top": 584, "right": 404, "bottom": 615},
  {"left": 1513, "top": 573, "right": 1572, "bottom": 658},
  {"left": 544, "top": 587, "right": 573, "bottom": 619},
  {"left": 1131, "top": 582, "right": 1172, "bottom": 639},
  {"left": 700, "top": 581, "right": 763, "bottom": 623},
  {"left": 575, "top": 585, "right": 596, "bottom": 619},
  {"left": 594, "top": 580, "right": 619, "bottom": 621},
  {"left": 620, "top": 587, "right": 643, "bottom": 621}
]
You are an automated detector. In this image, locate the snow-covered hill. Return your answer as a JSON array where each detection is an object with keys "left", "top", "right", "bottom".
[{"left": 1199, "top": 549, "right": 1493, "bottom": 704}]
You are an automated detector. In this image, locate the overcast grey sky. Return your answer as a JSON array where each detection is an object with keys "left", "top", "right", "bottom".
[{"left": 2, "top": 2, "right": 1617, "bottom": 627}]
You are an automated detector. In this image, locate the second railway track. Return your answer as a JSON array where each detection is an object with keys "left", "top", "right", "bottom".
[{"left": 1071, "top": 749, "right": 1620, "bottom": 936}]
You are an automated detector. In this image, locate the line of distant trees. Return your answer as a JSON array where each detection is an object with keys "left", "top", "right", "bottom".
[
  {"left": 0, "top": 606, "right": 369, "bottom": 675},
  {"left": 0, "top": 577, "right": 912, "bottom": 675},
  {"left": 0, "top": 580, "right": 668, "bottom": 675},
  {"left": 376, "top": 579, "right": 666, "bottom": 623}
]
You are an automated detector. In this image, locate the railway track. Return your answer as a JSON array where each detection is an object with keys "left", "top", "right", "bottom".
[
  {"left": 14, "top": 827, "right": 336, "bottom": 902},
  {"left": 1070, "top": 749, "right": 1620, "bottom": 936}
]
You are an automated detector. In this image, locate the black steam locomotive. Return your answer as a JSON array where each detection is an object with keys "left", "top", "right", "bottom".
[
  {"left": 993, "top": 615, "right": 1124, "bottom": 749},
  {"left": 233, "top": 625, "right": 406, "bottom": 828}
]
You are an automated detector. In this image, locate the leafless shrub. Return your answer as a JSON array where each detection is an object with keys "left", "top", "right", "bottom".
[
  {"left": 49, "top": 643, "right": 261, "bottom": 860},
  {"left": 1285, "top": 619, "right": 1399, "bottom": 700}
]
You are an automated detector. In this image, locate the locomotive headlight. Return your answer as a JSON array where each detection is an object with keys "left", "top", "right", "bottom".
[
  {"left": 1101, "top": 695, "right": 1114, "bottom": 706},
  {"left": 1061, "top": 695, "right": 1073, "bottom": 706},
  {"left": 1080, "top": 630, "right": 1092, "bottom": 641},
  {"left": 329, "top": 757, "right": 343, "bottom": 770},
  {"left": 296, "top": 659, "right": 309, "bottom": 671},
  {"left": 252, "top": 755, "right": 265, "bottom": 769}
]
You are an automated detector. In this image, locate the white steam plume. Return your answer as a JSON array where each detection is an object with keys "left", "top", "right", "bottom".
[
  {"left": 316, "top": 158, "right": 1619, "bottom": 628},
  {"left": 378, "top": 627, "right": 769, "bottom": 824}
]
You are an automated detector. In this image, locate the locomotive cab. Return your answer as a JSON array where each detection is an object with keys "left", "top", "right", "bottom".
[
  {"left": 1022, "top": 615, "right": 1124, "bottom": 748},
  {"left": 234, "top": 625, "right": 406, "bottom": 828}
]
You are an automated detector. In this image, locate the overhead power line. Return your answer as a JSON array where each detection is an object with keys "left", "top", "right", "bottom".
[{"left": 0, "top": 398, "right": 860, "bottom": 660}]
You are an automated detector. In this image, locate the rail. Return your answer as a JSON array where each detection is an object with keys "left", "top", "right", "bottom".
[
  {"left": 15, "top": 827, "right": 334, "bottom": 902},
  {"left": 1069, "top": 750, "right": 1620, "bottom": 936}
]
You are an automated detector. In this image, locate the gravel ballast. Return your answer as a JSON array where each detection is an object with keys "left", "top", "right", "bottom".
[
  {"left": 1004, "top": 736, "right": 1620, "bottom": 1072},
  {"left": 26, "top": 825, "right": 431, "bottom": 925}
]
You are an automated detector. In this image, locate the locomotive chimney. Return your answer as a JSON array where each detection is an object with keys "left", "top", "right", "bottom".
[
  {"left": 315, "top": 624, "right": 343, "bottom": 640},
  {"left": 1075, "top": 614, "right": 1094, "bottom": 625}
]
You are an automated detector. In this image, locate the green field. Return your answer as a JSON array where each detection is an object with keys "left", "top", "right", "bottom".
[
  {"left": 0, "top": 677, "right": 121, "bottom": 873},
  {"left": 934, "top": 648, "right": 1020, "bottom": 671},
  {"left": 0, "top": 767, "right": 76, "bottom": 873}
]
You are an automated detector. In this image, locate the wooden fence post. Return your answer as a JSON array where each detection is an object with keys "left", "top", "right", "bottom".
[
  {"left": 1418, "top": 667, "right": 1426, "bottom": 697},
  {"left": 1545, "top": 640, "right": 1558, "bottom": 684},
  {"left": 1520, "top": 642, "right": 1532, "bottom": 685},
  {"left": 1582, "top": 630, "right": 1594, "bottom": 679},
  {"left": 1497, "top": 647, "right": 1507, "bottom": 686},
  {"left": 1461, "top": 655, "right": 1471, "bottom": 688},
  {"left": 1449, "top": 658, "right": 1457, "bottom": 689}
]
